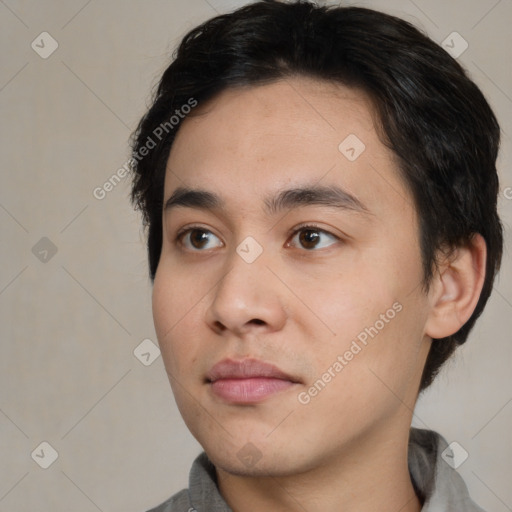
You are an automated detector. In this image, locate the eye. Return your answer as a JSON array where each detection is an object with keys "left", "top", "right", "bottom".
[
  {"left": 287, "top": 224, "right": 339, "bottom": 250},
  {"left": 176, "top": 226, "right": 223, "bottom": 251}
]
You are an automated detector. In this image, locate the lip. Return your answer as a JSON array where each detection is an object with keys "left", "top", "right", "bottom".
[{"left": 206, "top": 358, "right": 299, "bottom": 404}]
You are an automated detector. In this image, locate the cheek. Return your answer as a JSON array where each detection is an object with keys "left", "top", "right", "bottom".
[
  {"left": 152, "top": 266, "right": 206, "bottom": 376},
  {"left": 299, "top": 264, "right": 396, "bottom": 345},
  {"left": 300, "top": 242, "right": 427, "bottom": 378},
  {"left": 297, "top": 300, "right": 428, "bottom": 437}
]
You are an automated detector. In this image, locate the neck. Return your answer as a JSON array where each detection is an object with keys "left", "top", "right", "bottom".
[{"left": 216, "top": 423, "right": 422, "bottom": 512}]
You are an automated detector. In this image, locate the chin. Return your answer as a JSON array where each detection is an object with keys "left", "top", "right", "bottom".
[
  {"left": 196, "top": 429, "right": 320, "bottom": 479},
  {"left": 207, "top": 448, "right": 304, "bottom": 478}
]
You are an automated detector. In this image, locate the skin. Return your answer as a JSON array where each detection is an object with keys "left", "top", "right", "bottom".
[{"left": 152, "top": 77, "right": 486, "bottom": 512}]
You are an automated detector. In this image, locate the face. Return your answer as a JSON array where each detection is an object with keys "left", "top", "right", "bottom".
[{"left": 152, "top": 78, "right": 433, "bottom": 476}]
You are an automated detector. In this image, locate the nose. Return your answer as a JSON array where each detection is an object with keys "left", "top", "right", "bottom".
[{"left": 205, "top": 247, "right": 288, "bottom": 337}]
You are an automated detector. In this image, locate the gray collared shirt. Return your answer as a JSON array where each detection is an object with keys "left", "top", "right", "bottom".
[{"left": 147, "top": 428, "right": 486, "bottom": 512}]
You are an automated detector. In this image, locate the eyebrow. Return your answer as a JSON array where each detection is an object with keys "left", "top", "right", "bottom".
[{"left": 163, "top": 184, "right": 370, "bottom": 216}]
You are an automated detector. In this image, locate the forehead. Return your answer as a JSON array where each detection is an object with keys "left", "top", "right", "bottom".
[{"left": 164, "top": 78, "right": 412, "bottom": 220}]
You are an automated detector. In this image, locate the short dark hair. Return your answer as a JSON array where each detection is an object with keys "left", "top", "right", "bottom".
[{"left": 129, "top": 0, "right": 503, "bottom": 392}]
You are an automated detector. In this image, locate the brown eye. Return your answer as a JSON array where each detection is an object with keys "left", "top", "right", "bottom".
[
  {"left": 299, "top": 229, "right": 321, "bottom": 249},
  {"left": 289, "top": 226, "right": 338, "bottom": 250},
  {"left": 178, "top": 228, "right": 222, "bottom": 251},
  {"left": 189, "top": 229, "right": 209, "bottom": 249}
]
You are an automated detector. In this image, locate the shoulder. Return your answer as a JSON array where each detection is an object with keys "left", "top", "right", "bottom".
[
  {"left": 145, "top": 488, "right": 193, "bottom": 512},
  {"left": 144, "top": 452, "right": 231, "bottom": 512},
  {"left": 409, "top": 427, "right": 487, "bottom": 512}
]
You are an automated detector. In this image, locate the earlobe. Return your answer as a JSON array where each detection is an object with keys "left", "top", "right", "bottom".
[{"left": 424, "top": 234, "right": 487, "bottom": 339}]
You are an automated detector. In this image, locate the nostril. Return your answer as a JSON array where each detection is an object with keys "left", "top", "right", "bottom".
[
  {"left": 250, "top": 319, "right": 265, "bottom": 326},
  {"left": 214, "top": 321, "right": 226, "bottom": 332}
]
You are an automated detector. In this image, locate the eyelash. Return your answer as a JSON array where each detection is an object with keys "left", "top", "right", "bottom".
[{"left": 174, "top": 223, "right": 341, "bottom": 252}]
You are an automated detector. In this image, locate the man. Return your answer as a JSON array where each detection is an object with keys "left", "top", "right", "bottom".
[{"left": 129, "top": 1, "right": 503, "bottom": 510}]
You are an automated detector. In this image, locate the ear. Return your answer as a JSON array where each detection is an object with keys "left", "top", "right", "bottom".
[{"left": 424, "top": 234, "right": 487, "bottom": 339}]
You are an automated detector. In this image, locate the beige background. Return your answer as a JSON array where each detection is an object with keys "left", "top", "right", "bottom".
[{"left": 1, "top": 0, "right": 511, "bottom": 511}]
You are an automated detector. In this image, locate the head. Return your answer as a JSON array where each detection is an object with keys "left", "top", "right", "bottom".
[{"left": 130, "top": 0, "right": 502, "bottom": 476}]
